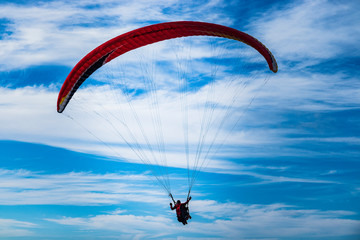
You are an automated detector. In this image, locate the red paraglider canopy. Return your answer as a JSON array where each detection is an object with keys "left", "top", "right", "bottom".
[{"left": 57, "top": 21, "right": 277, "bottom": 113}]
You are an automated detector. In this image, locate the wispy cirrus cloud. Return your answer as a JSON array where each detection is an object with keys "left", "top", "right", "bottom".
[
  {"left": 0, "top": 168, "right": 166, "bottom": 206},
  {"left": 0, "top": 167, "right": 338, "bottom": 207},
  {"left": 1, "top": 175, "right": 358, "bottom": 240},
  {"left": 1, "top": 84, "right": 353, "bottom": 187},
  {"left": 0, "top": 218, "right": 37, "bottom": 238},
  {"left": 45, "top": 200, "right": 360, "bottom": 240},
  {"left": 251, "top": 72, "right": 360, "bottom": 121},
  {"left": 46, "top": 214, "right": 176, "bottom": 239},
  {"left": 249, "top": 0, "right": 360, "bottom": 66},
  {"left": 0, "top": 0, "right": 234, "bottom": 71}
]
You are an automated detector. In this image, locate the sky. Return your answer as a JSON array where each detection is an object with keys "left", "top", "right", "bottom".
[{"left": 0, "top": 0, "right": 360, "bottom": 239}]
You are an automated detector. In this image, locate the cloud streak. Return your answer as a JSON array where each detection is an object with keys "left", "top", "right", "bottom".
[
  {"left": 1, "top": 84, "right": 348, "bottom": 188},
  {"left": 0, "top": 168, "right": 167, "bottom": 206},
  {"left": 0, "top": 0, "right": 234, "bottom": 70},
  {"left": 250, "top": 0, "right": 360, "bottom": 67},
  {"left": 0, "top": 218, "right": 37, "bottom": 238},
  {"left": 45, "top": 201, "right": 360, "bottom": 240},
  {"left": 0, "top": 167, "right": 339, "bottom": 209}
]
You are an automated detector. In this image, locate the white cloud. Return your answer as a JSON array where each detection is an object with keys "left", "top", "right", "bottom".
[
  {"left": 257, "top": 72, "right": 360, "bottom": 112},
  {"left": 0, "top": 165, "right": 357, "bottom": 238},
  {"left": 249, "top": 0, "right": 360, "bottom": 68},
  {"left": 0, "top": 167, "right": 341, "bottom": 216},
  {"left": 46, "top": 214, "right": 177, "bottom": 238},
  {"left": 45, "top": 200, "right": 360, "bottom": 239},
  {"left": 0, "top": 218, "right": 37, "bottom": 237},
  {"left": 0, "top": 169, "right": 167, "bottom": 206},
  {"left": 0, "top": 84, "right": 252, "bottom": 173},
  {"left": 0, "top": 165, "right": 340, "bottom": 221},
  {"left": 0, "top": 0, "right": 234, "bottom": 70},
  {"left": 0, "top": 69, "right": 357, "bottom": 181},
  {"left": 0, "top": 82, "right": 331, "bottom": 184}
]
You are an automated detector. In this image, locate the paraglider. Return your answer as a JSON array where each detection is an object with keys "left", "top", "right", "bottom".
[
  {"left": 170, "top": 194, "right": 192, "bottom": 225},
  {"left": 57, "top": 21, "right": 277, "bottom": 113},
  {"left": 57, "top": 21, "right": 277, "bottom": 224}
]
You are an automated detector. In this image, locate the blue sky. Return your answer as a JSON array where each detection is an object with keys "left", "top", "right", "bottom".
[{"left": 0, "top": 0, "right": 360, "bottom": 239}]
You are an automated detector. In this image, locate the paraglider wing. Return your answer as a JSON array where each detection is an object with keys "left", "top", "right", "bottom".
[{"left": 57, "top": 21, "right": 277, "bottom": 113}]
